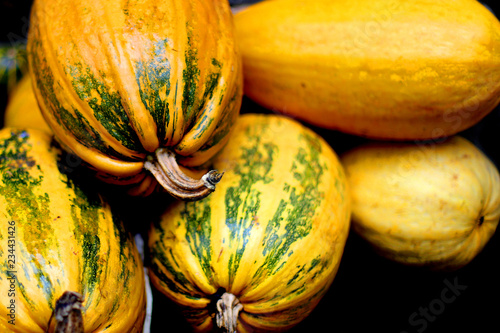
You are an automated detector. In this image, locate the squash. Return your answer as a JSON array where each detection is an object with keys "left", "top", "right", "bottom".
[
  {"left": 27, "top": 0, "right": 243, "bottom": 200},
  {"left": 0, "top": 128, "right": 146, "bottom": 332},
  {"left": 4, "top": 74, "right": 52, "bottom": 134},
  {"left": 234, "top": 0, "right": 500, "bottom": 140},
  {"left": 148, "top": 114, "right": 351, "bottom": 332},
  {"left": 340, "top": 136, "right": 500, "bottom": 270}
]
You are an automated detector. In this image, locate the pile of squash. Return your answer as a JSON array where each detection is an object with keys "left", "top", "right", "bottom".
[{"left": 1, "top": 0, "right": 499, "bottom": 332}]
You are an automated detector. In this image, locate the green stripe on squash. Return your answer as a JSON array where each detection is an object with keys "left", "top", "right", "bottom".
[
  {"left": 0, "top": 128, "right": 146, "bottom": 332},
  {"left": 27, "top": 0, "right": 243, "bottom": 199},
  {"left": 148, "top": 114, "right": 351, "bottom": 332}
]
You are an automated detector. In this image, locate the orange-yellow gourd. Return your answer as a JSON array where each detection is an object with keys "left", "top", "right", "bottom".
[
  {"left": 234, "top": 0, "right": 500, "bottom": 140},
  {"left": 27, "top": 0, "right": 243, "bottom": 199}
]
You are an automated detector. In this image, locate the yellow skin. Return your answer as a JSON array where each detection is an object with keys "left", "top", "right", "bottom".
[
  {"left": 341, "top": 136, "right": 500, "bottom": 270},
  {"left": 235, "top": 0, "right": 500, "bottom": 140},
  {"left": 0, "top": 128, "right": 146, "bottom": 332},
  {"left": 4, "top": 75, "right": 52, "bottom": 135},
  {"left": 148, "top": 114, "right": 351, "bottom": 332}
]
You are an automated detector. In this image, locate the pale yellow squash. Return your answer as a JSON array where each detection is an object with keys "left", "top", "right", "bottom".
[{"left": 341, "top": 136, "right": 500, "bottom": 270}]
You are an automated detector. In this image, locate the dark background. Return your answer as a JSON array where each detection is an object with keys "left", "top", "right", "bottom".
[{"left": 1, "top": 1, "right": 499, "bottom": 332}]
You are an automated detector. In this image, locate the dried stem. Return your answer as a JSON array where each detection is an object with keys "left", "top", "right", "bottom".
[
  {"left": 47, "top": 291, "right": 84, "bottom": 333},
  {"left": 144, "top": 148, "right": 223, "bottom": 201},
  {"left": 216, "top": 292, "right": 243, "bottom": 333}
]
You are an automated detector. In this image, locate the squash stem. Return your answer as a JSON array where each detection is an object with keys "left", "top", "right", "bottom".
[
  {"left": 49, "top": 291, "right": 84, "bottom": 333},
  {"left": 144, "top": 148, "right": 223, "bottom": 201},
  {"left": 215, "top": 292, "right": 243, "bottom": 333}
]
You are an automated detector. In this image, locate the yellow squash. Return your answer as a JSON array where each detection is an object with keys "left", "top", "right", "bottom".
[
  {"left": 341, "top": 136, "right": 500, "bottom": 270},
  {"left": 148, "top": 114, "right": 351, "bottom": 332},
  {"left": 0, "top": 128, "right": 146, "bottom": 332},
  {"left": 234, "top": 0, "right": 500, "bottom": 140},
  {"left": 4, "top": 74, "right": 52, "bottom": 135}
]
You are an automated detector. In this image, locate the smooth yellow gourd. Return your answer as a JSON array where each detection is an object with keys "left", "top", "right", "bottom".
[
  {"left": 235, "top": 0, "right": 500, "bottom": 140},
  {"left": 341, "top": 136, "right": 500, "bottom": 270}
]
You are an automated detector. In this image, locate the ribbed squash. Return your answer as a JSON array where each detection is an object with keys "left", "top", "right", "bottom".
[
  {"left": 234, "top": 0, "right": 500, "bottom": 140},
  {"left": 148, "top": 114, "right": 351, "bottom": 332},
  {"left": 341, "top": 136, "right": 500, "bottom": 270},
  {"left": 27, "top": 0, "right": 243, "bottom": 199},
  {"left": 4, "top": 74, "right": 52, "bottom": 134},
  {"left": 0, "top": 128, "right": 146, "bottom": 332}
]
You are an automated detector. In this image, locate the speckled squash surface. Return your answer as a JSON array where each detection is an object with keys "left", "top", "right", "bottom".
[
  {"left": 341, "top": 136, "right": 500, "bottom": 270},
  {"left": 148, "top": 114, "right": 351, "bottom": 332},
  {"left": 0, "top": 128, "right": 146, "bottom": 332},
  {"left": 27, "top": 0, "right": 243, "bottom": 198},
  {"left": 235, "top": 0, "right": 500, "bottom": 140}
]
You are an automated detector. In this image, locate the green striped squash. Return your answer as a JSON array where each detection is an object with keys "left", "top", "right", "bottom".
[
  {"left": 148, "top": 114, "right": 351, "bottom": 332},
  {"left": 27, "top": 0, "right": 243, "bottom": 199},
  {"left": 0, "top": 128, "right": 146, "bottom": 332}
]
